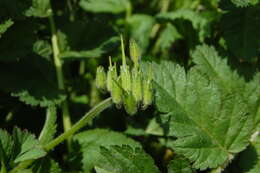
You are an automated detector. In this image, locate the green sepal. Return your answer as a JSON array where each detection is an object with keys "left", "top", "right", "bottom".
[
  {"left": 123, "top": 92, "right": 138, "bottom": 115},
  {"left": 120, "top": 65, "right": 132, "bottom": 92},
  {"left": 132, "top": 68, "right": 142, "bottom": 103},
  {"left": 96, "top": 66, "right": 107, "bottom": 91}
]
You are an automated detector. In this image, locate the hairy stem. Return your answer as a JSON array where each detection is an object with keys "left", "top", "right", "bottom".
[
  {"left": 44, "top": 97, "right": 113, "bottom": 151},
  {"left": 48, "top": 12, "right": 72, "bottom": 138},
  {"left": 9, "top": 98, "right": 113, "bottom": 173}
]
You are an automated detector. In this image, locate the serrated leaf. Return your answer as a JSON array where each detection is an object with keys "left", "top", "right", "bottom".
[
  {"left": 32, "top": 157, "right": 61, "bottom": 173},
  {"left": 152, "top": 60, "right": 253, "bottom": 170},
  {"left": 0, "top": 19, "right": 13, "bottom": 38},
  {"left": 72, "top": 129, "right": 141, "bottom": 173},
  {"left": 192, "top": 45, "right": 260, "bottom": 129},
  {"left": 0, "top": 129, "right": 14, "bottom": 166},
  {"left": 25, "top": 0, "right": 51, "bottom": 17},
  {"left": 244, "top": 73, "right": 260, "bottom": 129},
  {"left": 38, "top": 106, "right": 57, "bottom": 145},
  {"left": 191, "top": 44, "right": 245, "bottom": 92},
  {"left": 0, "top": 127, "right": 46, "bottom": 170},
  {"left": 60, "top": 36, "right": 119, "bottom": 59},
  {"left": 96, "top": 145, "right": 160, "bottom": 173},
  {"left": 156, "top": 23, "right": 182, "bottom": 51},
  {"left": 79, "top": 0, "right": 129, "bottom": 14},
  {"left": 13, "top": 128, "right": 46, "bottom": 163},
  {"left": 157, "top": 9, "right": 210, "bottom": 42},
  {"left": 33, "top": 40, "right": 52, "bottom": 59},
  {"left": 128, "top": 14, "right": 155, "bottom": 52},
  {"left": 168, "top": 157, "right": 194, "bottom": 173},
  {"left": 220, "top": 5, "right": 260, "bottom": 60}
]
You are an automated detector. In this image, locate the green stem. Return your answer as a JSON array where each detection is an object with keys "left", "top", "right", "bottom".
[
  {"left": 48, "top": 12, "right": 72, "bottom": 135},
  {"left": 9, "top": 98, "right": 113, "bottom": 173},
  {"left": 44, "top": 97, "right": 112, "bottom": 151}
]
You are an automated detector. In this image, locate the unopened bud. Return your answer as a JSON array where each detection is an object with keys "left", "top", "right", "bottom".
[
  {"left": 129, "top": 38, "right": 140, "bottom": 68},
  {"left": 95, "top": 66, "right": 106, "bottom": 91},
  {"left": 132, "top": 69, "right": 142, "bottom": 103},
  {"left": 107, "top": 63, "right": 117, "bottom": 92},
  {"left": 123, "top": 92, "right": 137, "bottom": 115},
  {"left": 111, "top": 76, "right": 123, "bottom": 106},
  {"left": 142, "top": 80, "right": 153, "bottom": 109},
  {"left": 120, "top": 65, "right": 131, "bottom": 92}
]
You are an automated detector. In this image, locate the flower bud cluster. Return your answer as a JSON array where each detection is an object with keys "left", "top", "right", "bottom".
[{"left": 95, "top": 36, "right": 153, "bottom": 115}]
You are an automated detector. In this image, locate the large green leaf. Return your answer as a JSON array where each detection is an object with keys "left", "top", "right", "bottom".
[
  {"left": 95, "top": 145, "right": 160, "bottom": 173},
  {"left": 191, "top": 44, "right": 245, "bottom": 93},
  {"left": 168, "top": 157, "right": 194, "bottom": 173},
  {"left": 152, "top": 61, "right": 253, "bottom": 170},
  {"left": 72, "top": 129, "right": 141, "bottom": 173},
  {"left": 192, "top": 45, "right": 260, "bottom": 130},
  {"left": 79, "top": 0, "right": 129, "bottom": 14},
  {"left": 244, "top": 73, "right": 260, "bottom": 130},
  {"left": 220, "top": 5, "right": 260, "bottom": 60}
]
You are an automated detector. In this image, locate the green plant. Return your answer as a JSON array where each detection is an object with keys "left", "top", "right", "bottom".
[{"left": 0, "top": 0, "right": 259, "bottom": 173}]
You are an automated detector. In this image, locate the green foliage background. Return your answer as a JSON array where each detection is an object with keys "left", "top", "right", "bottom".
[{"left": 0, "top": 0, "right": 259, "bottom": 173}]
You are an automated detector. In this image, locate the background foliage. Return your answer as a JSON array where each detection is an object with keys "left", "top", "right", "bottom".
[{"left": 0, "top": 0, "right": 259, "bottom": 173}]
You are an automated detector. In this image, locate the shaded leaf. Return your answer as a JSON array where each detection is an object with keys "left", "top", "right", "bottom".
[
  {"left": 220, "top": 5, "right": 260, "bottom": 60},
  {"left": 60, "top": 36, "right": 120, "bottom": 59},
  {"left": 72, "top": 129, "right": 141, "bottom": 173},
  {"left": 32, "top": 157, "right": 61, "bottom": 173},
  {"left": 96, "top": 145, "right": 160, "bottom": 173},
  {"left": 157, "top": 9, "right": 210, "bottom": 42},
  {"left": 80, "top": 0, "right": 129, "bottom": 14},
  {"left": 168, "top": 157, "right": 194, "bottom": 173},
  {"left": 128, "top": 14, "right": 155, "bottom": 52},
  {"left": 152, "top": 60, "right": 253, "bottom": 170},
  {"left": 156, "top": 23, "right": 182, "bottom": 51}
]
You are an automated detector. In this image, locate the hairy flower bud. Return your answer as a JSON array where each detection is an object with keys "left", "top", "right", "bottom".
[
  {"left": 142, "top": 80, "right": 153, "bottom": 109},
  {"left": 129, "top": 38, "right": 140, "bottom": 68},
  {"left": 107, "top": 63, "right": 117, "bottom": 92},
  {"left": 111, "top": 77, "right": 123, "bottom": 106},
  {"left": 123, "top": 92, "right": 137, "bottom": 115},
  {"left": 120, "top": 65, "right": 131, "bottom": 92},
  {"left": 142, "top": 66, "right": 153, "bottom": 109},
  {"left": 132, "top": 68, "right": 142, "bottom": 103},
  {"left": 95, "top": 66, "right": 106, "bottom": 90}
]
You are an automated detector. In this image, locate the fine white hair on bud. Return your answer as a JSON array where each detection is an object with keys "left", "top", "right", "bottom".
[
  {"left": 95, "top": 66, "right": 107, "bottom": 91},
  {"left": 129, "top": 38, "right": 140, "bottom": 69}
]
